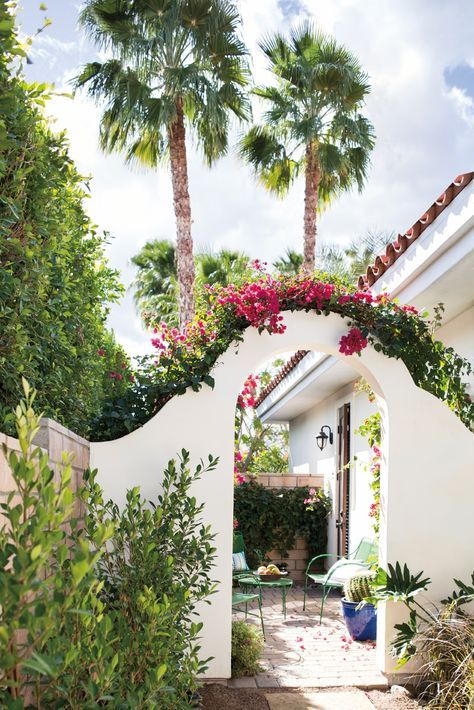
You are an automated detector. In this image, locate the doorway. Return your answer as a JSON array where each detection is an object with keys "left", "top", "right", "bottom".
[{"left": 336, "top": 403, "right": 351, "bottom": 557}]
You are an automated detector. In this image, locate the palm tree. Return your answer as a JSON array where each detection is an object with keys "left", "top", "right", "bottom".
[
  {"left": 273, "top": 249, "right": 304, "bottom": 275},
  {"left": 131, "top": 239, "right": 178, "bottom": 327},
  {"left": 273, "top": 230, "right": 394, "bottom": 282},
  {"left": 76, "top": 0, "right": 250, "bottom": 326},
  {"left": 132, "top": 239, "right": 250, "bottom": 327},
  {"left": 241, "top": 23, "right": 375, "bottom": 272},
  {"left": 197, "top": 247, "right": 251, "bottom": 288}
]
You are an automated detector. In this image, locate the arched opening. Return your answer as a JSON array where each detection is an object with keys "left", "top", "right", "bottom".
[{"left": 231, "top": 343, "right": 388, "bottom": 686}]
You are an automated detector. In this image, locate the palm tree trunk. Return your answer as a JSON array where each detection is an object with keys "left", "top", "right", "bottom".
[
  {"left": 168, "top": 99, "right": 195, "bottom": 327},
  {"left": 303, "top": 141, "right": 320, "bottom": 272}
]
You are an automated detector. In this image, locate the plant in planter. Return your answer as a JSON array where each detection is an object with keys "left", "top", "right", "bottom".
[{"left": 341, "top": 572, "right": 377, "bottom": 641}]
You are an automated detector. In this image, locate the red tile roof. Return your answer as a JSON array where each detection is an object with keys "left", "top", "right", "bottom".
[
  {"left": 358, "top": 172, "right": 474, "bottom": 289},
  {"left": 256, "top": 172, "right": 474, "bottom": 409}
]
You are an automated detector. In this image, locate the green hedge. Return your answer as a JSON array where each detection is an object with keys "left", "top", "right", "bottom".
[{"left": 234, "top": 482, "right": 332, "bottom": 568}]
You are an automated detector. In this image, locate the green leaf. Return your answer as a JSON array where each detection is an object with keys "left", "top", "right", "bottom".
[
  {"left": 71, "top": 559, "right": 90, "bottom": 585},
  {"left": 22, "top": 652, "right": 58, "bottom": 677},
  {"left": 31, "top": 544, "right": 42, "bottom": 560}
]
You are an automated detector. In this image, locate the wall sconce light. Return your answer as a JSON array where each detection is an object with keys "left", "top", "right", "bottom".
[{"left": 316, "top": 425, "right": 333, "bottom": 451}]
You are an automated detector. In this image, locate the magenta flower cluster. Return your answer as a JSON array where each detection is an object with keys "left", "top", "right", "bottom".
[
  {"left": 338, "top": 327, "right": 368, "bottom": 356},
  {"left": 148, "top": 268, "right": 405, "bottom": 362}
]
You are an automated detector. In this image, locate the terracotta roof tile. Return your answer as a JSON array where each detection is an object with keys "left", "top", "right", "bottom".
[
  {"left": 255, "top": 350, "right": 309, "bottom": 408},
  {"left": 256, "top": 172, "right": 474, "bottom": 408},
  {"left": 358, "top": 172, "right": 474, "bottom": 289}
]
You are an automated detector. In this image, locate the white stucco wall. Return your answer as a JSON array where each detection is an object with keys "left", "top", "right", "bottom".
[
  {"left": 437, "top": 305, "right": 474, "bottom": 394},
  {"left": 90, "top": 311, "right": 474, "bottom": 679},
  {"left": 289, "top": 383, "right": 378, "bottom": 558},
  {"left": 287, "top": 304, "right": 473, "bottom": 561}
]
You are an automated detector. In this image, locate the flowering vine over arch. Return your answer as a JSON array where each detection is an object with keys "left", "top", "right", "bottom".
[{"left": 145, "top": 263, "right": 473, "bottom": 430}]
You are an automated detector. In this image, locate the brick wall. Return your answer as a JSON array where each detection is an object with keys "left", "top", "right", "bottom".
[
  {"left": 256, "top": 473, "right": 324, "bottom": 583},
  {"left": 0, "top": 418, "right": 90, "bottom": 526}
]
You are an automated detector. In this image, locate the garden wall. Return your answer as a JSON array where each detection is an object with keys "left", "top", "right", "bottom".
[
  {"left": 255, "top": 473, "right": 324, "bottom": 582},
  {"left": 0, "top": 418, "right": 90, "bottom": 525}
]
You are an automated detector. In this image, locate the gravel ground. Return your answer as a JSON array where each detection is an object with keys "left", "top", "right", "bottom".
[
  {"left": 366, "top": 689, "right": 422, "bottom": 709},
  {"left": 200, "top": 684, "right": 269, "bottom": 709},
  {"left": 200, "top": 684, "right": 422, "bottom": 709}
]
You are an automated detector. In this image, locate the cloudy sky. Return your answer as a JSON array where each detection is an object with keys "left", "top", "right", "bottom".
[{"left": 20, "top": 0, "right": 474, "bottom": 356}]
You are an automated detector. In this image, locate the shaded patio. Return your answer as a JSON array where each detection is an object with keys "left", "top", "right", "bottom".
[{"left": 230, "top": 586, "right": 388, "bottom": 689}]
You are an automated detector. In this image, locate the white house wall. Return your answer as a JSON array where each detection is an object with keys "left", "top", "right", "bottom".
[
  {"left": 436, "top": 305, "right": 474, "bottom": 394},
  {"left": 289, "top": 382, "right": 378, "bottom": 558}
]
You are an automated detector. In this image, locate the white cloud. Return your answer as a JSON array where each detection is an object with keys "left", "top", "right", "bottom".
[
  {"left": 28, "top": 34, "right": 78, "bottom": 67},
  {"left": 41, "top": 0, "right": 474, "bottom": 356},
  {"left": 446, "top": 86, "right": 474, "bottom": 126}
]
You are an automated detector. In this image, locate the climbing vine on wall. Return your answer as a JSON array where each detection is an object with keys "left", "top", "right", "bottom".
[
  {"left": 356, "top": 411, "right": 382, "bottom": 537},
  {"left": 234, "top": 483, "right": 332, "bottom": 567},
  {"left": 94, "top": 263, "right": 473, "bottom": 439}
]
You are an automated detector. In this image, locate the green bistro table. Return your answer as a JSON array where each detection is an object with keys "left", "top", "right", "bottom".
[{"left": 237, "top": 574, "right": 293, "bottom": 620}]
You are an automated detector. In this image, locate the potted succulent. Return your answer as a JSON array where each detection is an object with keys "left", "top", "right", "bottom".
[{"left": 341, "top": 572, "right": 377, "bottom": 641}]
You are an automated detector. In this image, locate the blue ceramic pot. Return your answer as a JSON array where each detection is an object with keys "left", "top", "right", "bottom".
[{"left": 341, "top": 598, "right": 377, "bottom": 641}]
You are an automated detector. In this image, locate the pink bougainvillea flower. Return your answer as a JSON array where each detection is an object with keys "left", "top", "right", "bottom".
[
  {"left": 97, "top": 348, "right": 105, "bottom": 357},
  {"left": 402, "top": 304, "right": 418, "bottom": 315},
  {"left": 339, "top": 327, "right": 368, "bottom": 356}
]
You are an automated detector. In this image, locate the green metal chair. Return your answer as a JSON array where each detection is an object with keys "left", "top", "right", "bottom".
[
  {"left": 232, "top": 535, "right": 265, "bottom": 637},
  {"left": 303, "top": 537, "right": 377, "bottom": 623},
  {"left": 233, "top": 531, "right": 245, "bottom": 554},
  {"left": 232, "top": 582, "right": 265, "bottom": 638},
  {"left": 232, "top": 531, "right": 250, "bottom": 578}
]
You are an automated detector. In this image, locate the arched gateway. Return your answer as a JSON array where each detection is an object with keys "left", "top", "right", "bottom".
[{"left": 90, "top": 310, "right": 474, "bottom": 680}]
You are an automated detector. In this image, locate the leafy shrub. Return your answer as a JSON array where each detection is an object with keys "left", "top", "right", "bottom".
[
  {"left": 0, "top": 5, "right": 125, "bottom": 438},
  {"left": 0, "top": 381, "right": 117, "bottom": 706},
  {"left": 83, "top": 451, "right": 218, "bottom": 707},
  {"left": 231, "top": 621, "right": 264, "bottom": 677},
  {"left": 234, "top": 482, "right": 331, "bottom": 567},
  {"left": 0, "top": 382, "right": 217, "bottom": 707}
]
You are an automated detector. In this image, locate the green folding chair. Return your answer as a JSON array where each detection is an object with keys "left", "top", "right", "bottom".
[
  {"left": 232, "top": 531, "right": 252, "bottom": 578},
  {"left": 232, "top": 583, "right": 265, "bottom": 639},
  {"left": 232, "top": 535, "right": 265, "bottom": 636},
  {"left": 303, "top": 537, "right": 377, "bottom": 623}
]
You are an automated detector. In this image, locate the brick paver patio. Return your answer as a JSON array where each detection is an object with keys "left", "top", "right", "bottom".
[{"left": 231, "top": 585, "right": 388, "bottom": 690}]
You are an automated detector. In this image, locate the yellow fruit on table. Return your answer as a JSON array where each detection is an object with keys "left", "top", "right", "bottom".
[{"left": 257, "top": 566, "right": 267, "bottom": 574}]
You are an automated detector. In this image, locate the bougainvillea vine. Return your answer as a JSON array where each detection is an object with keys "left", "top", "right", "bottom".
[{"left": 93, "top": 265, "right": 473, "bottom": 439}]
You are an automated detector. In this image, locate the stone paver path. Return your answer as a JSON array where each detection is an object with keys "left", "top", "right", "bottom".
[{"left": 231, "top": 585, "right": 388, "bottom": 690}]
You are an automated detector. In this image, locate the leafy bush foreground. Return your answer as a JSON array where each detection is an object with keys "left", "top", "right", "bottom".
[
  {"left": 0, "top": 4, "right": 127, "bottom": 438},
  {"left": 0, "top": 382, "right": 217, "bottom": 708},
  {"left": 231, "top": 621, "right": 264, "bottom": 678}
]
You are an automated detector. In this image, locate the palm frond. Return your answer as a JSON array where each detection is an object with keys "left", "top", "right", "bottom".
[
  {"left": 78, "top": 0, "right": 250, "bottom": 169},
  {"left": 273, "top": 249, "right": 304, "bottom": 275},
  {"left": 240, "top": 125, "right": 298, "bottom": 195}
]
